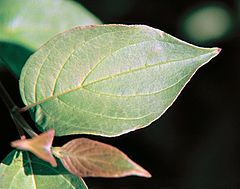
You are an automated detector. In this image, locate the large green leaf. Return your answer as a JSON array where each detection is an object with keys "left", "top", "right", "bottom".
[
  {"left": 19, "top": 24, "right": 220, "bottom": 137},
  {"left": 0, "top": 0, "right": 101, "bottom": 50},
  {"left": 0, "top": 150, "right": 88, "bottom": 189}
]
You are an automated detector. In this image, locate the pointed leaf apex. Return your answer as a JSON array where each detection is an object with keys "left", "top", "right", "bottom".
[
  {"left": 208, "top": 47, "right": 221, "bottom": 55},
  {"left": 134, "top": 164, "right": 152, "bottom": 178},
  {"left": 215, "top": 47, "right": 222, "bottom": 54}
]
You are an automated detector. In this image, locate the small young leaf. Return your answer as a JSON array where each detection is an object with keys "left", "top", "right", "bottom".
[
  {"left": 0, "top": 0, "right": 101, "bottom": 50},
  {"left": 11, "top": 129, "right": 57, "bottom": 167},
  {"left": 0, "top": 150, "right": 88, "bottom": 189},
  {"left": 19, "top": 24, "right": 220, "bottom": 137},
  {"left": 52, "top": 138, "right": 151, "bottom": 178}
]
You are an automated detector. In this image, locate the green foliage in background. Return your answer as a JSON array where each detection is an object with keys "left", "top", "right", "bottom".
[
  {"left": 0, "top": 151, "right": 88, "bottom": 189},
  {"left": 0, "top": 0, "right": 101, "bottom": 77},
  {"left": 180, "top": 2, "right": 234, "bottom": 44},
  {"left": 0, "top": 0, "right": 101, "bottom": 49}
]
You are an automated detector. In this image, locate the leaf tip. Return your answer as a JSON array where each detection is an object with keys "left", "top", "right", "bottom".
[
  {"left": 134, "top": 165, "right": 152, "bottom": 178},
  {"left": 10, "top": 139, "right": 28, "bottom": 150},
  {"left": 47, "top": 129, "right": 55, "bottom": 139},
  {"left": 210, "top": 47, "right": 221, "bottom": 56},
  {"left": 138, "top": 169, "right": 152, "bottom": 178},
  {"left": 10, "top": 141, "right": 17, "bottom": 148},
  {"left": 49, "top": 157, "right": 58, "bottom": 167},
  {"left": 215, "top": 47, "right": 222, "bottom": 54}
]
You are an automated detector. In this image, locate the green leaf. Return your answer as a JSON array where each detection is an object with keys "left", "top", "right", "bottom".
[
  {"left": 52, "top": 138, "right": 151, "bottom": 178},
  {"left": 0, "top": 0, "right": 101, "bottom": 50},
  {"left": 0, "top": 56, "right": 5, "bottom": 67},
  {"left": 19, "top": 24, "right": 220, "bottom": 137},
  {"left": 0, "top": 42, "right": 32, "bottom": 77},
  {"left": 0, "top": 150, "right": 88, "bottom": 189},
  {"left": 0, "top": 0, "right": 101, "bottom": 77}
]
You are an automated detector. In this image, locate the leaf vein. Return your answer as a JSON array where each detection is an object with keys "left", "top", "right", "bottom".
[
  {"left": 83, "top": 73, "right": 190, "bottom": 97},
  {"left": 24, "top": 51, "right": 198, "bottom": 110},
  {"left": 57, "top": 96, "right": 153, "bottom": 120},
  {"left": 51, "top": 28, "right": 133, "bottom": 96},
  {"left": 26, "top": 152, "right": 37, "bottom": 189}
]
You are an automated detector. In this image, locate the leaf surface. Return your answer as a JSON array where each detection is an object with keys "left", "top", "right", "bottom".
[
  {"left": 20, "top": 24, "right": 220, "bottom": 137},
  {"left": 0, "top": 0, "right": 101, "bottom": 50},
  {"left": 0, "top": 42, "right": 32, "bottom": 77},
  {"left": 52, "top": 138, "right": 151, "bottom": 178},
  {"left": 0, "top": 150, "right": 88, "bottom": 189}
]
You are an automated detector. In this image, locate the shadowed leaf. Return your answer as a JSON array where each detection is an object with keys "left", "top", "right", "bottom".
[
  {"left": 52, "top": 138, "right": 151, "bottom": 178},
  {"left": 0, "top": 150, "right": 88, "bottom": 189},
  {"left": 11, "top": 129, "right": 57, "bottom": 167},
  {"left": 0, "top": 42, "right": 33, "bottom": 78},
  {"left": 20, "top": 24, "right": 220, "bottom": 137}
]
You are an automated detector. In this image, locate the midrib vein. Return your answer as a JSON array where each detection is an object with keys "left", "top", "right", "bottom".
[
  {"left": 32, "top": 161, "right": 76, "bottom": 188},
  {"left": 23, "top": 53, "right": 208, "bottom": 111},
  {"left": 26, "top": 153, "right": 37, "bottom": 189},
  {"left": 50, "top": 28, "right": 134, "bottom": 96},
  {"left": 82, "top": 73, "right": 190, "bottom": 97}
]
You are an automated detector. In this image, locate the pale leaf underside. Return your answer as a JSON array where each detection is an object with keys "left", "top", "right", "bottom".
[{"left": 20, "top": 24, "right": 220, "bottom": 137}]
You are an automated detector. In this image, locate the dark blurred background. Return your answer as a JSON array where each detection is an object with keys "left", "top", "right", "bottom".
[{"left": 1, "top": 0, "right": 240, "bottom": 188}]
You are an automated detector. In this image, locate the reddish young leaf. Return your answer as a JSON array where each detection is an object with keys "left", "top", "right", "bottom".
[
  {"left": 11, "top": 129, "right": 57, "bottom": 167},
  {"left": 52, "top": 138, "right": 151, "bottom": 178}
]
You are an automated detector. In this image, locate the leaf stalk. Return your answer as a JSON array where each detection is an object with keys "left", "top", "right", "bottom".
[{"left": 0, "top": 81, "right": 37, "bottom": 138}]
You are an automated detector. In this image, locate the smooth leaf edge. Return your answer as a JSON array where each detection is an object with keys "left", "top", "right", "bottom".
[
  {"left": 52, "top": 138, "right": 151, "bottom": 178},
  {"left": 19, "top": 24, "right": 221, "bottom": 137}
]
